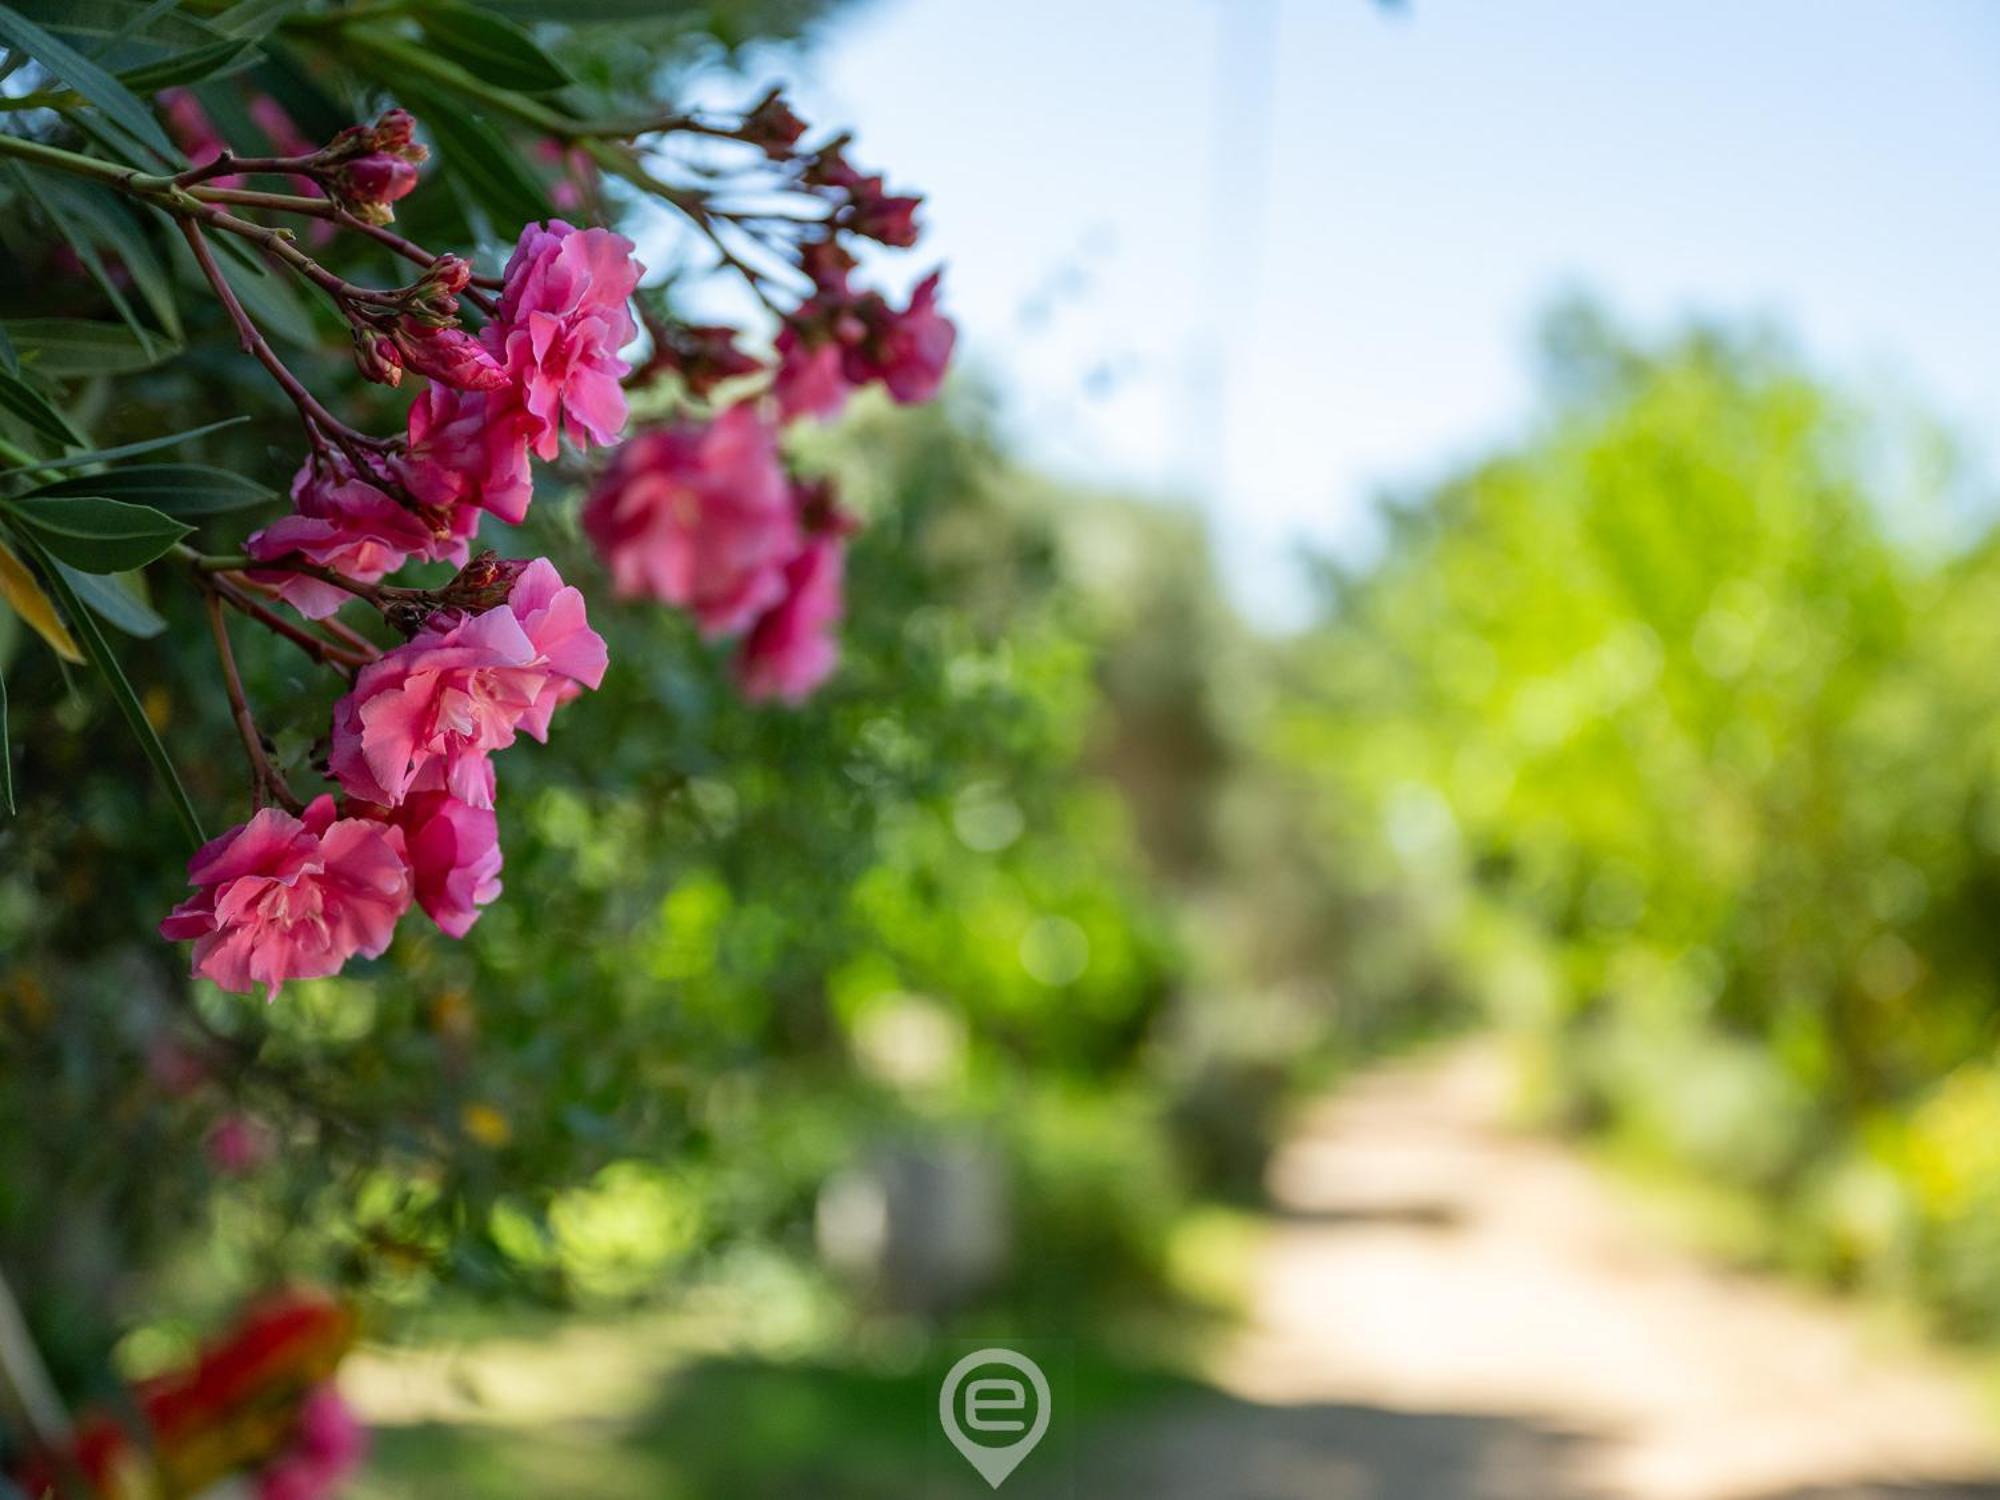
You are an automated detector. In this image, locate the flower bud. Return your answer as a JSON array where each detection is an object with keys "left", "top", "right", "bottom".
[
  {"left": 354, "top": 330, "right": 405, "bottom": 387},
  {"left": 845, "top": 183, "right": 922, "bottom": 247},
  {"left": 393, "top": 318, "right": 508, "bottom": 391},
  {"left": 370, "top": 107, "right": 421, "bottom": 157},
  {"left": 343, "top": 152, "right": 418, "bottom": 204},
  {"left": 741, "top": 93, "right": 808, "bottom": 155},
  {"left": 657, "top": 322, "right": 763, "bottom": 397},
  {"left": 435, "top": 550, "right": 531, "bottom": 614},
  {"left": 798, "top": 236, "right": 856, "bottom": 293}
]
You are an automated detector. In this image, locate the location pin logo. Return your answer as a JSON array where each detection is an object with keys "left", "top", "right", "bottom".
[{"left": 938, "top": 1347, "right": 1051, "bottom": 1489}]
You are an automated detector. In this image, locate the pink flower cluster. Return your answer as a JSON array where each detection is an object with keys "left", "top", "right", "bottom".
[
  {"left": 163, "top": 562, "right": 605, "bottom": 998},
  {"left": 257, "top": 1384, "right": 368, "bottom": 1500},
  {"left": 583, "top": 407, "right": 852, "bottom": 703},
  {"left": 401, "top": 219, "right": 641, "bottom": 527},
  {"left": 591, "top": 97, "right": 955, "bottom": 700},
  {"left": 249, "top": 220, "right": 641, "bottom": 614},
  {"left": 162, "top": 93, "right": 961, "bottom": 996},
  {"left": 773, "top": 265, "right": 955, "bottom": 424}
]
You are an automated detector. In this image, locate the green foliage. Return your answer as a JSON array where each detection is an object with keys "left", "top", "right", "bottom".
[{"left": 1278, "top": 301, "right": 2000, "bottom": 1334}]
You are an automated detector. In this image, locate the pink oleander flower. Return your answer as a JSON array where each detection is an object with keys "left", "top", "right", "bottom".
[
  {"left": 488, "top": 220, "right": 641, "bottom": 459},
  {"left": 737, "top": 532, "right": 846, "bottom": 704},
  {"left": 533, "top": 138, "right": 599, "bottom": 213},
  {"left": 145, "top": 1034, "right": 209, "bottom": 1097},
  {"left": 394, "top": 791, "right": 503, "bottom": 939},
  {"left": 401, "top": 383, "right": 538, "bottom": 526},
  {"left": 159, "top": 796, "right": 412, "bottom": 1001},
  {"left": 772, "top": 332, "right": 853, "bottom": 422},
  {"left": 245, "top": 94, "right": 328, "bottom": 230},
  {"left": 582, "top": 405, "right": 799, "bottom": 635},
  {"left": 248, "top": 462, "right": 456, "bottom": 619},
  {"left": 850, "top": 271, "right": 955, "bottom": 405},
  {"left": 257, "top": 1385, "right": 367, "bottom": 1500},
  {"left": 206, "top": 1113, "right": 277, "bottom": 1177},
  {"left": 159, "top": 89, "right": 234, "bottom": 183},
  {"left": 247, "top": 93, "right": 316, "bottom": 158},
  {"left": 798, "top": 237, "right": 856, "bottom": 294},
  {"left": 329, "top": 558, "right": 607, "bottom": 809}
]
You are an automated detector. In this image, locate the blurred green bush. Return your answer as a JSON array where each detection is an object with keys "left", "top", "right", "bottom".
[{"left": 1275, "top": 298, "right": 2000, "bottom": 1336}]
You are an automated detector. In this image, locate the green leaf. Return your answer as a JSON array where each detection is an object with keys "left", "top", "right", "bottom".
[
  {"left": 39, "top": 179, "right": 183, "bottom": 341},
  {"left": 211, "top": 0, "right": 309, "bottom": 38},
  {"left": 0, "top": 653, "right": 12, "bottom": 814},
  {"left": 2, "top": 319, "right": 179, "bottom": 377},
  {"left": 395, "top": 77, "right": 554, "bottom": 230},
  {"left": 470, "top": 0, "right": 674, "bottom": 18},
  {"left": 8, "top": 164, "right": 160, "bottom": 362},
  {"left": 19, "top": 530, "right": 203, "bottom": 849},
  {"left": 0, "top": 367, "right": 86, "bottom": 448},
  {"left": 26, "top": 463, "right": 274, "bottom": 517},
  {"left": 0, "top": 323, "right": 15, "bottom": 377},
  {"left": 118, "top": 35, "right": 256, "bottom": 91},
  {"left": 14, "top": 416, "right": 248, "bottom": 471},
  {"left": 0, "top": 2, "right": 180, "bottom": 161},
  {"left": 5, "top": 0, "right": 222, "bottom": 54},
  {"left": 420, "top": 2, "right": 570, "bottom": 93},
  {"left": 168, "top": 230, "right": 319, "bottom": 349},
  {"left": 3, "top": 495, "right": 192, "bottom": 572},
  {"left": 55, "top": 560, "right": 167, "bottom": 637}
]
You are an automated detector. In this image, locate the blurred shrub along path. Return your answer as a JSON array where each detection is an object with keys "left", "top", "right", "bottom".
[{"left": 344, "top": 1043, "right": 2000, "bottom": 1499}]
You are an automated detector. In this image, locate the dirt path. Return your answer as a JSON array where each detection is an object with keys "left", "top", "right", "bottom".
[{"left": 1070, "top": 1044, "right": 2000, "bottom": 1500}]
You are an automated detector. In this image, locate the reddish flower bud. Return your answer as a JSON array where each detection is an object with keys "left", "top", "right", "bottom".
[
  {"left": 798, "top": 236, "right": 856, "bottom": 293},
  {"left": 656, "top": 321, "right": 764, "bottom": 397},
  {"left": 803, "top": 143, "right": 864, "bottom": 191},
  {"left": 353, "top": 330, "right": 404, "bottom": 387},
  {"left": 741, "top": 93, "right": 808, "bottom": 155},
  {"left": 370, "top": 107, "right": 420, "bottom": 156},
  {"left": 436, "top": 549, "right": 531, "bottom": 614},
  {"left": 341, "top": 152, "right": 418, "bottom": 206},
  {"left": 393, "top": 318, "right": 508, "bottom": 391},
  {"left": 424, "top": 253, "right": 474, "bottom": 298},
  {"left": 846, "top": 185, "right": 922, "bottom": 248}
]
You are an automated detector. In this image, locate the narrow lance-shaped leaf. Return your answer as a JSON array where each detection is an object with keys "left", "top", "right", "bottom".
[
  {"left": 10, "top": 416, "right": 248, "bottom": 472},
  {"left": 26, "top": 464, "right": 274, "bottom": 517},
  {"left": 0, "top": 367, "right": 86, "bottom": 448},
  {"left": 0, "top": 2, "right": 179, "bottom": 160},
  {"left": 8, "top": 164, "right": 158, "bottom": 361},
  {"left": 420, "top": 2, "right": 572, "bottom": 93},
  {"left": 18, "top": 530, "right": 203, "bottom": 849},
  {"left": 3, "top": 495, "right": 192, "bottom": 573},
  {"left": 0, "top": 656, "right": 13, "bottom": 814},
  {"left": 57, "top": 561, "right": 166, "bottom": 638},
  {"left": 117, "top": 36, "right": 255, "bottom": 92},
  {"left": 0, "top": 534, "right": 81, "bottom": 662},
  {"left": 39, "top": 177, "right": 183, "bottom": 341},
  {"left": 1, "top": 319, "right": 179, "bottom": 376},
  {"left": 389, "top": 74, "right": 555, "bottom": 230}
]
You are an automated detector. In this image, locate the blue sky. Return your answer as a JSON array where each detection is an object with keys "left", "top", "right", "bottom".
[{"left": 772, "top": 0, "right": 2000, "bottom": 622}]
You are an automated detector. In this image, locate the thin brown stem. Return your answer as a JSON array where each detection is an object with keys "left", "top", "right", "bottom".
[
  {"left": 177, "top": 219, "right": 360, "bottom": 457},
  {"left": 209, "top": 574, "right": 368, "bottom": 675},
  {"left": 204, "top": 590, "right": 305, "bottom": 813}
]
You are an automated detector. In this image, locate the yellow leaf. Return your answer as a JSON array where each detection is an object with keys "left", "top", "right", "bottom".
[{"left": 0, "top": 538, "right": 82, "bottom": 663}]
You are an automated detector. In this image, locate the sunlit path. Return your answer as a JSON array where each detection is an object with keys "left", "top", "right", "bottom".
[{"left": 1068, "top": 1044, "right": 2000, "bottom": 1500}]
